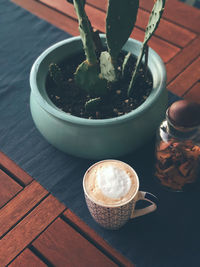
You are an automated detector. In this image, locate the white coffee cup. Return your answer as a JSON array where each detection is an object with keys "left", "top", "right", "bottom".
[{"left": 83, "top": 159, "right": 157, "bottom": 230}]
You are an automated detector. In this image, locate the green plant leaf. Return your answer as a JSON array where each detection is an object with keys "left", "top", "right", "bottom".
[{"left": 106, "top": 0, "right": 139, "bottom": 62}]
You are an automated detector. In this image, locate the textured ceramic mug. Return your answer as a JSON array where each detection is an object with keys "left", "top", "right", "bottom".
[{"left": 83, "top": 160, "right": 157, "bottom": 230}]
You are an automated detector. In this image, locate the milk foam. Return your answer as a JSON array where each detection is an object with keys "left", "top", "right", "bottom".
[
  {"left": 84, "top": 160, "right": 137, "bottom": 206},
  {"left": 97, "top": 165, "right": 131, "bottom": 199}
]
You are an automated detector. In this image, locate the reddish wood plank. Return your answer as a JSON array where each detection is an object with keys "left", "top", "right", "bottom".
[
  {"left": 0, "top": 152, "right": 32, "bottom": 186},
  {"left": 136, "top": 9, "right": 196, "bottom": 48},
  {"left": 87, "top": 0, "right": 107, "bottom": 11},
  {"left": 0, "top": 195, "right": 65, "bottom": 266},
  {"left": 131, "top": 28, "right": 180, "bottom": 63},
  {"left": 33, "top": 217, "right": 117, "bottom": 267},
  {"left": 184, "top": 81, "right": 200, "bottom": 104},
  {"left": 9, "top": 249, "right": 47, "bottom": 267},
  {"left": 140, "top": 0, "right": 200, "bottom": 34},
  {"left": 39, "top": 0, "right": 106, "bottom": 32},
  {"left": 0, "top": 180, "right": 48, "bottom": 237},
  {"left": 87, "top": 0, "right": 196, "bottom": 48},
  {"left": 166, "top": 36, "right": 200, "bottom": 83},
  {"left": 40, "top": 0, "right": 180, "bottom": 63},
  {"left": 168, "top": 57, "right": 200, "bottom": 97},
  {"left": 0, "top": 170, "right": 22, "bottom": 208},
  {"left": 11, "top": 0, "right": 79, "bottom": 36},
  {"left": 63, "top": 209, "right": 135, "bottom": 267}
]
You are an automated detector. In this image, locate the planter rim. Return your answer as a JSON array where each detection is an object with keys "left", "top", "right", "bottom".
[{"left": 30, "top": 35, "right": 167, "bottom": 126}]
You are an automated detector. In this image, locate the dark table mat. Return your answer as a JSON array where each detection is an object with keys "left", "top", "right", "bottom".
[{"left": 1, "top": 1, "right": 200, "bottom": 266}]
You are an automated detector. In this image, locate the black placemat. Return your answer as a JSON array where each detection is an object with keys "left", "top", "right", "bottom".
[{"left": 1, "top": 1, "right": 200, "bottom": 267}]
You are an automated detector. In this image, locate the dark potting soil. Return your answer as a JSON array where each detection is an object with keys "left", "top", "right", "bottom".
[{"left": 46, "top": 52, "right": 153, "bottom": 119}]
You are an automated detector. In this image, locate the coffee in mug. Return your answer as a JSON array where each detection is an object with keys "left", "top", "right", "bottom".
[{"left": 83, "top": 160, "right": 157, "bottom": 230}]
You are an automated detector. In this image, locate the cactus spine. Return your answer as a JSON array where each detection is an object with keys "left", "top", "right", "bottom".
[{"left": 128, "top": 0, "right": 166, "bottom": 96}]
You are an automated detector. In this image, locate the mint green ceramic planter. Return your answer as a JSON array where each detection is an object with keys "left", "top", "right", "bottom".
[{"left": 30, "top": 36, "right": 167, "bottom": 159}]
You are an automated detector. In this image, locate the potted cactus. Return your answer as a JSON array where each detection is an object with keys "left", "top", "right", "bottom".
[{"left": 30, "top": 0, "right": 167, "bottom": 159}]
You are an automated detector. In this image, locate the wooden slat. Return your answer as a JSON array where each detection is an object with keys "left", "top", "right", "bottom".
[
  {"left": 9, "top": 249, "right": 47, "bottom": 267},
  {"left": 0, "top": 180, "right": 48, "bottom": 237},
  {"left": 0, "top": 195, "right": 65, "bottom": 266},
  {"left": 140, "top": 0, "right": 200, "bottom": 34},
  {"left": 39, "top": 0, "right": 106, "bottom": 32},
  {"left": 11, "top": 0, "right": 79, "bottom": 36},
  {"left": 0, "top": 170, "right": 22, "bottom": 208},
  {"left": 168, "top": 56, "right": 200, "bottom": 97},
  {"left": 87, "top": 0, "right": 107, "bottom": 11},
  {"left": 39, "top": 0, "right": 180, "bottom": 63},
  {"left": 87, "top": 0, "right": 196, "bottom": 48},
  {"left": 0, "top": 152, "right": 32, "bottom": 186},
  {"left": 184, "top": 81, "right": 200, "bottom": 104},
  {"left": 87, "top": 0, "right": 200, "bottom": 35},
  {"left": 136, "top": 9, "right": 196, "bottom": 48},
  {"left": 166, "top": 36, "right": 200, "bottom": 83},
  {"left": 33, "top": 217, "right": 117, "bottom": 267},
  {"left": 63, "top": 209, "right": 135, "bottom": 267},
  {"left": 133, "top": 29, "right": 180, "bottom": 63}
]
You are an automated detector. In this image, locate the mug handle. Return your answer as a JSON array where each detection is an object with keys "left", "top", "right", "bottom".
[{"left": 131, "top": 191, "right": 157, "bottom": 219}]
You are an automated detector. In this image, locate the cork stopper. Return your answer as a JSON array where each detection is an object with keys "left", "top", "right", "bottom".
[{"left": 168, "top": 100, "right": 200, "bottom": 128}]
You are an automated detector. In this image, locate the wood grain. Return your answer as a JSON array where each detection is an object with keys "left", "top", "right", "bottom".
[
  {"left": 63, "top": 209, "right": 135, "bottom": 267},
  {"left": 0, "top": 180, "right": 48, "bottom": 237},
  {"left": 184, "top": 81, "right": 200, "bottom": 103},
  {"left": 87, "top": 0, "right": 107, "bottom": 11},
  {"left": 0, "top": 152, "right": 32, "bottom": 186},
  {"left": 11, "top": 0, "right": 79, "bottom": 36},
  {"left": 168, "top": 56, "right": 200, "bottom": 96},
  {"left": 39, "top": 0, "right": 180, "bottom": 63},
  {"left": 9, "top": 249, "right": 47, "bottom": 267},
  {"left": 140, "top": 0, "right": 200, "bottom": 34},
  {"left": 0, "top": 195, "right": 65, "bottom": 266},
  {"left": 39, "top": 0, "right": 106, "bottom": 32},
  {"left": 33, "top": 217, "right": 117, "bottom": 267},
  {"left": 135, "top": 30, "right": 180, "bottom": 64},
  {"left": 87, "top": 0, "right": 196, "bottom": 48},
  {"left": 166, "top": 36, "right": 200, "bottom": 83},
  {"left": 136, "top": 9, "right": 196, "bottom": 48},
  {"left": 4, "top": 2, "right": 200, "bottom": 267},
  {"left": 0, "top": 170, "right": 22, "bottom": 208}
]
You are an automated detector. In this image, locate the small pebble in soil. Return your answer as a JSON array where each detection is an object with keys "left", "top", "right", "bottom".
[{"left": 116, "top": 90, "right": 121, "bottom": 95}]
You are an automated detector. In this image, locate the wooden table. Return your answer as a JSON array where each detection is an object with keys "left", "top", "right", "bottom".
[{"left": 1, "top": 0, "right": 200, "bottom": 266}]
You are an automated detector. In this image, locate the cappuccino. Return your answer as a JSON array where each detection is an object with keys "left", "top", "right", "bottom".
[{"left": 84, "top": 160, "right": 138, "bottom": 206}]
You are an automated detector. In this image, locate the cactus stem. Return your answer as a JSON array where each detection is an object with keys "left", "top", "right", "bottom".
[
  {"left": 144, "top": 45, "right": 149, "bottom": 80},
  {"left": 127, "top": 45, "right": 146, "bottom": 97},
  {"left": 128, "top": 0, "right": 166, "bottom": 97},
  {"left": 73, "top": 0, "right": 97, "bottom": 65}
]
